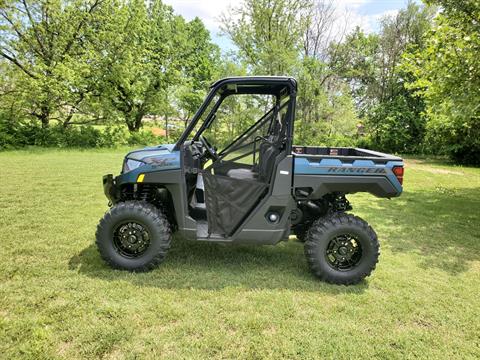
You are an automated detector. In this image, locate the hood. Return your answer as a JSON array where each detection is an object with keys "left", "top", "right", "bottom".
[
  {"left": 123, "top": 144, "right": 181, "bottom": 173},
  {"left": 125, "top": 144, "right": 177, "bottom": 161}
]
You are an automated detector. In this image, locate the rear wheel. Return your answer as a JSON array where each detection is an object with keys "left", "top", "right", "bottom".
[
  {"left": 304, "top": 213, "right": 379, "bottom": 285},
  {"left": 96, "top": 201, "right": 171, "bottom": 271}
]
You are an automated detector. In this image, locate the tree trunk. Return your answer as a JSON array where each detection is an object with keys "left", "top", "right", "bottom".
[
  {"left": 38, "top": 105, "right": 50, "bottom": 128},
  {"left": 40, "top": 116, "right": 49, "bottom": 129},
  {"left": 134, "top": 111, "right": 144, "bottom": 131},
  {"left": 126, "top": 122, "right": 136, "bottom": 132},
  {"left": 63, "top": 110, "right": 75, "bottom": 128},
  {"left": 126, "top": 111, "right": 144, "bottom": 132},
  {"left": 165, "top": 114, "right": 169, "bottom": 141}
]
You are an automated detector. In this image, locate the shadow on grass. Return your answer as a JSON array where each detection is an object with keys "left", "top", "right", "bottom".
[
  {"left": 69, "top": 238, "right": 369, "bottom": 293},
  {"left": 358, "top": 187, "right": 480, "bottom": 275}
]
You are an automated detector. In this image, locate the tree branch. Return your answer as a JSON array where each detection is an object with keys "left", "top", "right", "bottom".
[
  {"left": 0, "top": 50, "right": 37, "bottom": 79},
  {"left": 21, "top": 0, "right": 47, "bottom": 58},
  {"left": 61, "top": 0, "right": 102, "bottom": 59}
]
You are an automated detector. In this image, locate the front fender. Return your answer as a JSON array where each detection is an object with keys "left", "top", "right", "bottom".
[{"left": 103, "top": 174, "right": 119, "bottom": 204}]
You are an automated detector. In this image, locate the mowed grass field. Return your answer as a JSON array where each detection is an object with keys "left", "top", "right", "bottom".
[{"left": 0, "top": 149, "right": 479, "bottom": 359}]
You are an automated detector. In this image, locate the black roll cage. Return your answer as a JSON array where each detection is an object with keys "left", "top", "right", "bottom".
[
  {"left": 173, "top": 76, "right": 297, "bottom": 153},
  {"left": 211, "top": 99, "right": 291, "bottom": 167}
]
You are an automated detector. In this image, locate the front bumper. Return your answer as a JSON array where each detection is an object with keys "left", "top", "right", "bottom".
[{"left": 103, "top": 174, "right": 120, "bottom": 204}]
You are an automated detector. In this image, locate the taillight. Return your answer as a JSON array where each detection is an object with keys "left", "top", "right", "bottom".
[{"left": 392, "top": 166, "right": 404, "bottom": 185}]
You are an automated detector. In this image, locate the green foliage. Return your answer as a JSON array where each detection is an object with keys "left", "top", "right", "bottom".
[
  {"left": 222, "top": 0, "right": 361, "bottom": 146},
  {"left": 331, "top": 2, "right": 435, "bottom": 154},
  {"left": 0, "top": 0, "right": 478, "bottom": 165},
  {"left": 221, "top": 0, "right": 310, "bottom": 75},
  {"left": 176, "top": 18, "right": 221, "bottom": 124},
  {"left": 0, "top": 119, "right": 164, "bottom": 149},
  {"left": 0, "top": 0, "right": 110, "bottom": 127},
  {"left": 363, "top": 94, "right": 426, "bottom": 154},
  {"left": 295, "top": 59, "right": 359, "bottom": 146},
  {"left": 404, "top": 0, "right": 480, "bottom": 164},
  {"left": 422, "top": 106, "right": 480, "bottom": 165},
  {"left": 94, "top": 0, "right": 187, "bottom": 131},
  {"left": 0, "top": 0, "right": 219, "bottom": 135},
  {"left": 0, "top": 115, "right": 20, "bottom": 148},
  {"left": 329, "top": 28, "right": 381, "bottom": 115},
  {"left": 125, "top": 130, "right": 161, "bottom": 146},
  {"left": 203, "top": 94, "right": 274, "bottom": 150}
]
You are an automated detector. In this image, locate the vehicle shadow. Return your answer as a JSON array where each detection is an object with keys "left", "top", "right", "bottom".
[
  {"left": 354, "top": 187, "right": 480, "bottom": 275},
  {"left": 69, "top": 187, "right": 479, "bottom": 290},
  {"left": 69, "top": 237, "right": 369, "bottom": 293}
]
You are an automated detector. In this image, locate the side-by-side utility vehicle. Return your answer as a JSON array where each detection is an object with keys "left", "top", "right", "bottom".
[{"left": 96, "top": 76, "right": 404, "bottom": 284}]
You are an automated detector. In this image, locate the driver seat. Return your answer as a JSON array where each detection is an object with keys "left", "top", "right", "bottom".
[
  {"left": 226, "top": 167, "right": 256, "bottom": 180},
  {"left": 226, "top": 139, "right": 280, "bottom": 183}
]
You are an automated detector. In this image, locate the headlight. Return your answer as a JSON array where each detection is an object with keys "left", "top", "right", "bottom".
[{"left": 123, "top": 158, "right": 145, "bottom": 173}]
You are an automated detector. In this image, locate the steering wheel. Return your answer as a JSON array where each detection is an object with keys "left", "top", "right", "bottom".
[{"left": 199, "top": 135, "right": 219, "bottom": 161}]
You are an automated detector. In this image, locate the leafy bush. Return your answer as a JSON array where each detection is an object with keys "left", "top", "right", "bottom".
[
  {"left": 363, "top": 95, "right": 426, "bottom": 154},
  {"left": 100, "top": 126, "right": 129, "bottom": 147},
  {"left": 0, "top": 114, "right": 38, "bottom": 148},
  {"left": 127, "top": 130, "right": 160, "bottom": 146},
  {"left": 0, "top": 120, "right": 167, "bottom": 150},
  {"left": 402, "top": 4, "right": 480, "bottom": 165},
  {"left": 0, "top": 116, "right": 18, "bottom": 149},
  {"left": 423, "top": 106, "right": 480, "bottom": 165}
]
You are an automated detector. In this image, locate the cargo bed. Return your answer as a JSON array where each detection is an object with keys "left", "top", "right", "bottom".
[{"left": 292, "top": 146, "right": 404, "bottom": 198}]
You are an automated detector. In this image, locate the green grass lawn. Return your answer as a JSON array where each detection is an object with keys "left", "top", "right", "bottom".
[{"left": 0, "top": 149, "right": 479, "bottom": 359}]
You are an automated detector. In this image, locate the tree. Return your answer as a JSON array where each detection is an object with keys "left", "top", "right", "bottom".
[
  {"left": 221, "top": 0, "right": 360, "bottom": 145},
  {"left": 404, "top": 0, "right": 480, "bottom": 164},
  {"left": 176, "top": 17, "right": 220, "bottom": 128},
  {"left": 93, "top": 0, "right": 187, "bottom": 132},
  {"left": 329, "top": 28, "right": 380, "bottom": 114},
  {"left": 221, "top": 0, "right": 310, "bottom": 75},
  {"left": 0, "top": 0, "right": 108, "bottom": 127},
  {"left": 331, "top": 1, "right": 434, "bottom": 153},
  {"left": 302, "top": 0, "right": 338, "bottom": 61},
  {"left": 0, "top": 60, "right": 23, "bottom": 147},
  {"left": 295, "top": 1, "right": 359, "bottom": 145}
]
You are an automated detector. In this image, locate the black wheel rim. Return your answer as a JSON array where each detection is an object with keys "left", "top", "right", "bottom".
[
  {"left": 325, "top": 234, "right": 362, "bottom": 271},
  {"left": 113, "top": 221, "right": 151, "bottom": 258}
]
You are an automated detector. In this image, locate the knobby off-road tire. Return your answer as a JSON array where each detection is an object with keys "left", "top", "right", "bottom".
[
  {"left": 304, "top": 213, "right": 379, "bottom": 285},
  {"left": 294, "top": 226, "right": 308, "bottom": 242},
  {"left": 96, "top": 201, "right": 171, "bottom": 271}
]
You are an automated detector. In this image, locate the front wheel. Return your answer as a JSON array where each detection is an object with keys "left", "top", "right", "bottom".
[
  {"left": 294, "top": 225, "right": 308, "bottom": 242},
  {"left": 304, "top": 213, "right": 379, "bottom": 285},
  {"left": 96, "top": 201, "right": 171, "bottom": 271}
]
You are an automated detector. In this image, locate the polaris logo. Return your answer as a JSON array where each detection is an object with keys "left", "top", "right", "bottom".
[
  {"left": 327, "top": 167, "right": 387, "bottom": 174},
  {"left": 148, "top": 157, "right": 177, "bottom": 168}
]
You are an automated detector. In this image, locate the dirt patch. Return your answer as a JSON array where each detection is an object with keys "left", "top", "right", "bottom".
[
  {"left": 150, "top": 127, "right": 166, "bottom": 136},
  {"left": 418, "top": 167, "right": 464, "bottom": 175},
  {"left": 404, "top": 160, "right": 464, "bottom": 175},
  {"left": 57, "top": 341, "right": 73, "bottom": 356}
]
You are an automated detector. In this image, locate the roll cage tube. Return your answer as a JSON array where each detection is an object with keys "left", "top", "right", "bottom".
[
  {"left": 285, "top": 92, "right": 296, "bottom": 154},
  {"left": 174, "top": 76, "right": 297, "bottom": 152},
  {"left": 217, "top": 105, "right": 277, "bottom": 158},
  {"left": 193, "top": 95, "right": 225, "bottom": 141}
]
